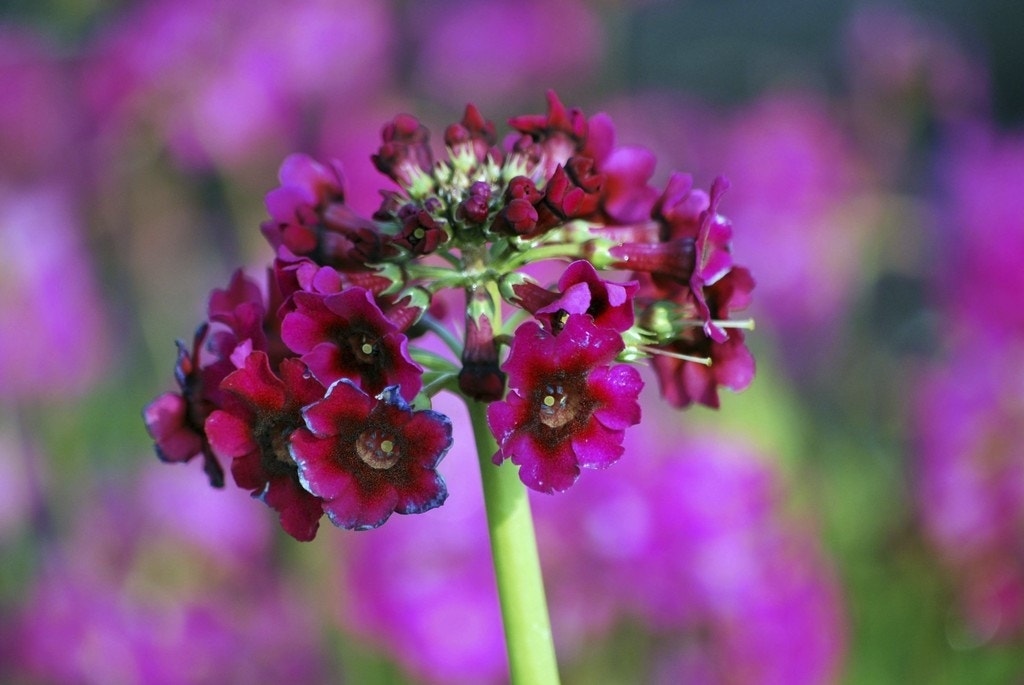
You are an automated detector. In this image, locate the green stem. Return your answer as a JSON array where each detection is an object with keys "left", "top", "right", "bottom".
[{"left": 466, "top": 398, "right": 561, "bottom": 684}]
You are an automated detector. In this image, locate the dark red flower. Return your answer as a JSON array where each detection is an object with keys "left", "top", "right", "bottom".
[
  {"left": 261, "top": 153, "right": 386, "bottom": 271},
  {"left": 143, "top": 324, "right": 229, "bottom": 488},
  {"left": 534, "top": 157, "right": 604, "bottom": 230},
  {"left": 488, "top": 315, "right": 643, "bottom": 493},
  {"left": 610, "top": 173, "right": 735, "bottom": 341},
  {"left": 508, "top": 90, "right": 588, "bottom": 179},
  {"left": 204, "top": 351, "right": 326, "bottom": 541},
  {"left": 444, "top": 103, "right": 501, "bottom": 167},
  {"left": 513, "top": 259, "right": 639, "bottom": 334},
  {"left": 394, "top": 205, "right": 448, "bottom": 255},
  {"left": 372, "top": 114, "right": 434, "bottom": 189},
  {"left": 490, "top": 176, "right": 543, "bottom": 237},
  {"left": 650, "top": 267, "right": 756, "bottom": 409},
  {"left": 458, "top": 313, "right": 506, "bottom": 402},
  {"left": 290, "top": 382, "right": 452, "bottom": 530},
  {"left": 281, "top": 286, "right": 422, "bottom": 400},
  {"left": 509, "top": 90, "right": 587, "bottom": 141},
  {"left": 456, "top": 181, "right": 493, "bottom": 225}
]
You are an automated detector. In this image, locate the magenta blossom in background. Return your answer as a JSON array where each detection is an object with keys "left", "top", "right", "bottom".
[
  {"left": 0, "top": 28, "right": 78, "bottom": 182},
  {"left": 0, "top": 184, "right": 109, "bottom": 401},
  {"left": 937, "top": 126, "right": 1024, "bottom": 337},
  {"left": 915, "top": 334, "right": 1024, "bottom": 642},
  {"left": 913, "top": 122, "right": 1024, "bottom": 644},
  {"left": 720, "top": 93, "right": 871, "bottom": 338},
  {"left": 409, "top": 0, "right": 601, "bottom": 107},
  {"left": 533, "top": 421, "right": 847, "bottom": 684},
  {"left": 2, "top": 465, "right": 328, "bottom": 685},
  {"left": 844, "top": 5, "right": 990, "bottom": 131},
  {"left": 0, "top": 432, "right": 35, "bottom": 542},
  {"left": 82, "top": 0, "right": 394, "bottom": 170}
]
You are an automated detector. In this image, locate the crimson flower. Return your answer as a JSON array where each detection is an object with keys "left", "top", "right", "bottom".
[
  {"left": 651, "top": 267, "right": 756, "bottom": 409},
  {"left": 372, "top": 114, "right": 434, "bottom": 188},
  {"left": 488, "top": 315, "right": 643, "bottom": 493},
  {"left": 513, "top": 259, "right": 639, "bottom": 334},
  {"left": 204, "top": 351, "right": 326, "bottom": 541},
  {"left": 261, "top": 153, "right": 386, "bottom": 270},
  {"left": 281, "top": 286, "right": 422, "bottom": 400},
  {"left": 143, "top": 324, "right": 230, "bottom": 488},
  {"left": 290, "top": 381, "right": 452, "bottom": 531}
]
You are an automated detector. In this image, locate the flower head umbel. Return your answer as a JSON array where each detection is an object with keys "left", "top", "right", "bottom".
[
  {"left": 291, "top": 381, "right": 452, "bottom": 530},
  {"left": 488, "top": 315, "right": 643, "bottom": 493},
  {"left": 144, "top": 91, "right": 756, "bottom": 536}
]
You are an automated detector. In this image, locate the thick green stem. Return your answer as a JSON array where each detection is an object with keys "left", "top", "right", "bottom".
[{"left": 466, "top": 399, "right": 561, "bottom": 685}]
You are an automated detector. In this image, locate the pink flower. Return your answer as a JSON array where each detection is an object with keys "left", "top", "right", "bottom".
[
  {"left": 488, "top": 315, "right": 643, "bottom": 492},
  {"left": 290, "top": 382, "right": 452, "bottom": 530}
]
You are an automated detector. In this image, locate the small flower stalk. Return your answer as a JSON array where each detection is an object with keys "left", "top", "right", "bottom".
[{"left": 143, "top": 91, "right": 756, "bottom": 682}]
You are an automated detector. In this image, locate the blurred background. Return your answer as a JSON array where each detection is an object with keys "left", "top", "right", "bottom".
[{"left": 2, "top": 0, "right": 1023, "bottom": 683}]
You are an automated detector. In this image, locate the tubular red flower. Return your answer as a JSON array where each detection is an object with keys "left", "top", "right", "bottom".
[
  {"left": 290, "top": 381, "right": 452, "bottom": 531},
  {"left": 458, "top": 313, "right": 506, "bottom": 402},
  {"left": 444, "top": 103, "right": 500, "bottom": 166},
  {"left": 261, "top": 153, "right": 387, "bottom": 271},
  {"left": 372, "top": 114, "right": 434, "bottom": 188},
  {"left": 650, "top": 267, "right": 756, "bottom": 409},
  {"left": 488, "top": 315, "right": 643, "bottom": 493}
]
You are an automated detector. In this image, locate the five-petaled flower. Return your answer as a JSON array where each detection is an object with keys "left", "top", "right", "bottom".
[
  {"left": 488, "top": 315, "right": 643, "bottom": 493},
  {"left": 290, "top": 381, "right": 452, "bottom": 530},
  {"left": 282, "top": 286, "right": 423, "bottom": 400}
]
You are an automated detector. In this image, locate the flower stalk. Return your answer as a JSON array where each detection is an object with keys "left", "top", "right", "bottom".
[{"left": 467, "top": 397, "right": 561, "bottom": 685}]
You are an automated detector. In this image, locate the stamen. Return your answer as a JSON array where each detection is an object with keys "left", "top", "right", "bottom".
[
  {"left": 684, "top": 317, "right": 755, "bottom": 331},
  {"left": 638, "top": 345, "right": 713, "bottom": 366}
]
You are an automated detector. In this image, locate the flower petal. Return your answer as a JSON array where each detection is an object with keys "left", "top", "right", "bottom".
[
  {"left": 590, "top": 364, "right": 644, "bottom": 430},
  {"left": 205, "top": 409, "right": 257, "bottom": 459},
  {"left": 506, "top": 431, "right": 579, "bottom": 493},
  {"left": 262, "top": 474, "right": 323, "bottom": 542},
  {"left": 571, "top": 419, "right": 625, "bottom": 470}
]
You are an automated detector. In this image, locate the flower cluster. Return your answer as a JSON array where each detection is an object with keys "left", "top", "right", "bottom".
[{"left": 144, "top": 91, "right": 755, "bottom": 539}]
